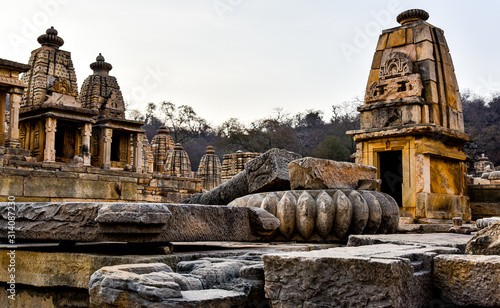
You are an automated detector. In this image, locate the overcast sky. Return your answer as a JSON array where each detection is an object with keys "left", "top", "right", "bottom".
[{"left": 2, "top": 1, "right": 500, "bottom": 126}]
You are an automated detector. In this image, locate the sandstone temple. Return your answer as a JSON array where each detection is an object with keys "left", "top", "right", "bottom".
[{"left": 0, "top": 8, "right": 499, "bottom": 308}]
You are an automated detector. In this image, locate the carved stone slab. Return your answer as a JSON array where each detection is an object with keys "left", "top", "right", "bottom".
[
  {"left": 366, "top": 74, "right": 423, "bottom": 103},
  {"left": 0, "top": 202, "right": 279, "bottom": 243}
]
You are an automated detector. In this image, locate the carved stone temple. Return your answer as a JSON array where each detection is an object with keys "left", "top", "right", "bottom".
[
  {"left": 348, "top": 9, "right": 471, "bottom": 220},
  {"left": 19, "top": 27, "right": 98, "bottom": 163},
  {"left": 80, "top": 53, "right": 144, "bottom": 170},
  {"left": 0, "top": 58, "right": 30, "bottom": 149},
  {"left": 163, "top": 143, "right": 192, "bottom": 177},
  {"left": 198, "top": 145, "right": 222, "bottom": 190},
  {"left": 150, "top": 126, "right": 175, "bottom": 173}
]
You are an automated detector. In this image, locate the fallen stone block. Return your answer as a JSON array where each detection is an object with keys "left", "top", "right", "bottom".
[
  {"left": 0, "top": 202, "right": 279, "bottom": 243},
  {"left": 184, "top": 148, "right": 301, "bottom": 205},
  {"left": 245, "top": 148, "right": 302, "bottom": 193},
  {"left": 466, "top": 221, "right": 500, "bottom": 255},
  {"left": 289, "top": 157, "right": 377, "bottom": 190},
  {"left": 263, "top": 244, "right": 458, "bottom": 308},
  {"left": 433, "top": 254, "right": 500, "bottom": 307},
  {"left": 90, "top": 253, "right": 269, "bottom": 308},
  {"left": 229, "top": 189, "right": 399, "bottom": 242}
]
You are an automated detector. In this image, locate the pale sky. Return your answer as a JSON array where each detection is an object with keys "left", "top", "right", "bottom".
[{"left": 2, "top": 1, "right": 499, "bottom": 126}]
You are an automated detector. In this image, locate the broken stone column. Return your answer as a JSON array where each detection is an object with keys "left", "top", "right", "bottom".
[
  {"left": 184, "top": 148, "right": 301, "bottom": 205},
  {"left": 229, "top": 189, "right": 399, "bottom": 241}
]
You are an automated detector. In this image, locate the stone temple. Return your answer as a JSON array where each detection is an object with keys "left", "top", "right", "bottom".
[
  {"left": 348, "top": 9, "right": 471, "bottom": 221},
  {"left": 0, "top": 9, "right": 499, "bottom": 308}
]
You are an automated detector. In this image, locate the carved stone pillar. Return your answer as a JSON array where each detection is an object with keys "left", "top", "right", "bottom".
[
  {"left": 81, "top": 123, "right": 92, "bottom": 166},
  {"left": 43, "top": 117, "right": 57, "bottom": 162},
  {"left": 101, "top": 128, "right": 112, "bottom": 169},
  {"left": 0, "top": 91, "right": 6, "bottom": 147},
  {"left": 132, "top": 133, "right": 143, "bottom": 173},
  {"left": 6, "top": 88, "right": 23, "bottom": 148}
]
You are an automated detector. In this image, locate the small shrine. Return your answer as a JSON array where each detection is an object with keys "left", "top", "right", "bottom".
[
  {"left": 19, "top": 27, "right": 97, "bottom": 163},
  {"left": 197, "top": 146, "right": 222, "bottom": 190},
  {"left": 164, "top": 143, "right": 192, "bottom": 177},
  {"left": 150, "top": 126, "right": 175, "bottom": 173},
  {"left": 0, "top": 58, "right": 30, "bottom": 149},
  {"left": 474, "top": 154, "right": 494, "bottom": 176},
  {"left": 348, "top": 9, "right": 471, "bottom": 220},
  {"left": 221, "top": 150, "right": 261, "bottom": 182},
  {"left": 80, "top": 54, "right": 145, "bottom": 170}
]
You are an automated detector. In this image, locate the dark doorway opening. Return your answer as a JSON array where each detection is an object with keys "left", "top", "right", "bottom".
[
  {"left": 379, "top": 150, "right": 403, "bottom": 207},
  {"left": 111, "top": 132, "right": 120, "bottom": 161}
]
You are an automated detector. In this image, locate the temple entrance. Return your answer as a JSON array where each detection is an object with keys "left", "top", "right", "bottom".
[
  {"left": 379, "top": 150, "right": 403, "bottom": 207},
  {"left": 55, "top": 122, "right": 77, "bottom": 162}
]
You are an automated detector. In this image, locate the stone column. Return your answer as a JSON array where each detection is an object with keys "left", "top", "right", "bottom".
[
  {"left": 101, "top": 128, "right": 112, "bottom": 169},
  {"left": 132, "top": 133, "right": 143, "bottom": 173},
  {"left": 6, "top": 88, "right": 23, "bottom": 148},
  {"left": 43, "top": 117, "right": 57, "bottom": 162},
  {"left": 81, "top": 123, "right": 92, "bottom": 166},
  {"left": 0, "top": 91, "right": 6, "bottom": 147}
]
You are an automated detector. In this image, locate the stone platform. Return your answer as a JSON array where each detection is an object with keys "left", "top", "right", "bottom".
[
  {"left": 348, "top": 233, "right": 473, "bottom": 253},
  {"left": 0, "top": 242, "right": 333, "bottom": 308},
  {"left": 263, "top": 243, "right": 459, "bottom": 308},
  {"left": 0, "top": 202, "right": 279, "bottom": 243}
]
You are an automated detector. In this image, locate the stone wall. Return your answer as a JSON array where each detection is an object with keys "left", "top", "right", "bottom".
[
  {"left": 468, "top": 184, "right": 500, "bottom": 220},
  {"left": 0, "top": 161, "right": 201, "bottom": 203}
]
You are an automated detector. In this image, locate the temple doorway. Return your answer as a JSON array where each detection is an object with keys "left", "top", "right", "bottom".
[{"left": 379, "top": 150, "right": 403, "bottom": 207}]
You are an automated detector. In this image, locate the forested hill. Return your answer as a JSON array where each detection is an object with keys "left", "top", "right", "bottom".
[{"left": 127, "top": 92, "right": 499, "bottom": 170}]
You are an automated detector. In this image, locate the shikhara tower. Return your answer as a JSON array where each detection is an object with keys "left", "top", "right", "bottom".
[{"left": 348, "top": 9, "right": 471, "bottom": 220}]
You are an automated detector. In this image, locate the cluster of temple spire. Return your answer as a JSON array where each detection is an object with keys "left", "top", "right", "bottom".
[{"left": 0, "top": 27, "right": 246, "bottom": 191}]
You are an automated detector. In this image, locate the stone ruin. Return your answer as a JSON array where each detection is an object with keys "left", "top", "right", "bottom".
[
  {"left": 221, "top": 150, "right": 261, "bottom": 182},
  {"left": 0, "top": 8, "right": 499, "bottom": 308},
  {"left": 347, "top": 8, "right": 470, "bottom": 221},
  {"left": 197, "top": 146, "right": 222, "bottom": 190}
]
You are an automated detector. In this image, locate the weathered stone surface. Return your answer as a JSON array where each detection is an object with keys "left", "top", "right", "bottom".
[
  {"left": 263, "top": 244, "right": 458, "bottom": 308},
  {"left": 0, "top": 284, "right": 89, "bottom": 308},
  {"left": 184, "top": 148, "right": 301, "bottom": 205},
  {"left": 434, "top": 254, "right": 500, "bottom": 307},
  {"left": 0, "top": 202, "right": 279, "bottom": 243},
  {"left": 348, "top": 233, "right": 473, "bottom": 253},
  {"left": 276, "top": 191, "right": 296, "bottom": 239},
  {"left": 289, "top": 157, "right": 377, "bottom": 190},
  {"left": 0, "top": 249, "right": 176, "bottom": 289},
  {"left": 357, "top": 178, "right": 382, "bottom": 190},
  {"left": 229, "top": 190, "right": 399, "bottom": 242},
  {"left": 90, "top": 253, "right": 269, "bottom": 308},
  {"left": 246, "top": 148, "right": 301, "bottom": 193},
  {"left": 476, "top": 217, "right": 500, "bottom": 229},
  {"left": 347, "top": 190, "right": 369, "bottom": 234},
  {"left": 359, "top": 191, "right": 382, "bottom": 233},
  {"left": 466, "top": 221, "right": 500, "bottom": 255}
]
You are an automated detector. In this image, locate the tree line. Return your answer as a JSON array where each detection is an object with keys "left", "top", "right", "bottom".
[{"left": 127, "top": 91, "right": 500, "bottom": 171}]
